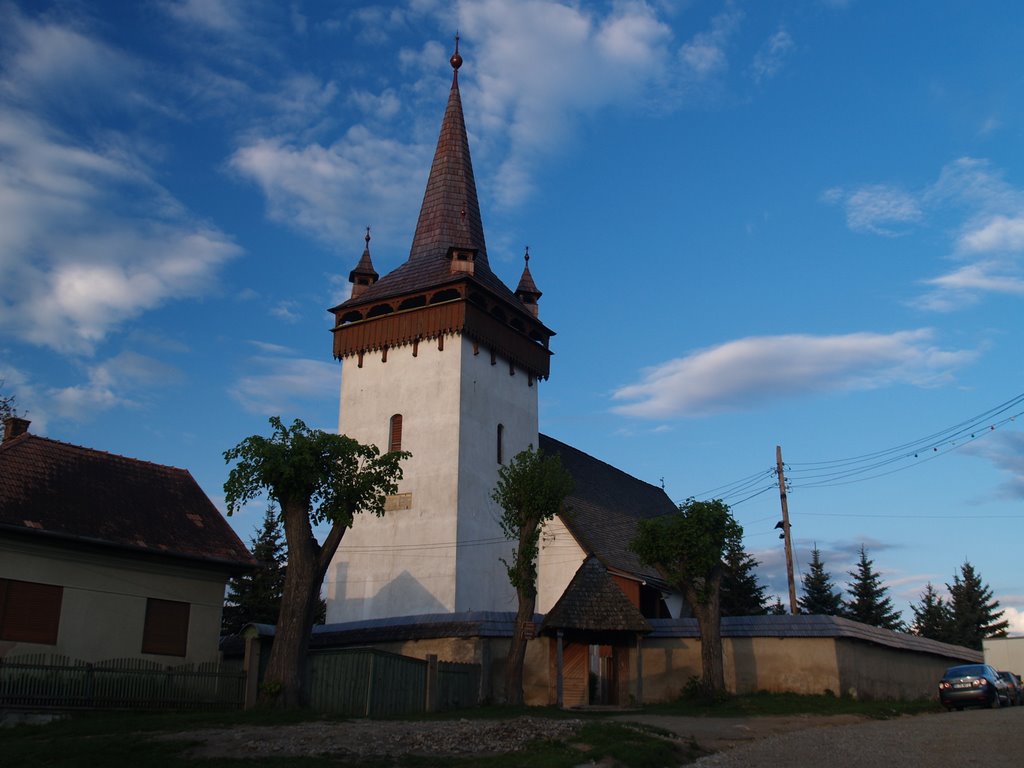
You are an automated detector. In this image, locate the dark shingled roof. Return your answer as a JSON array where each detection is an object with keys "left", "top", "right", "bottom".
[
  {"left": 541, "top": 556, "right": 651, "bottom": 633},
  {"left": 0, "top": 431, "right": 255, "bottom": 570},
  {"left": 539, "top": 434, "right": 676, "bottom": 586}
]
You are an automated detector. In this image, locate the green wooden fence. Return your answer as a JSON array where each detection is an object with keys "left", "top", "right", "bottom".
[
  {"left": 306, "top": 648, "right": 426, "bottom": 716},
  {"left": 437, "top": 660, "right": 480, "bottom": 711},
  {"left": 0, "top": 654, "right": 245, "bottom": 710},
  {"left": 304, "top": 649, "right": 482, "bottom": 716}
]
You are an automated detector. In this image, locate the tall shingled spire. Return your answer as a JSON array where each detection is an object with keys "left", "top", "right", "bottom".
[
  {"left": 329, "top": 38, "right": 554, "bottom": 381},
  {"left": 408, "top": 34, "right": 487, "bottom": 264}
]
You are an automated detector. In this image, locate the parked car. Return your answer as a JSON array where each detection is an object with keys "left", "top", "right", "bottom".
[
  {"left": 938, "top": 664, "right": 1008, "bottom": 710},
  {"left": 998, "top": 671, "right": 1022, "bottom": 705}
]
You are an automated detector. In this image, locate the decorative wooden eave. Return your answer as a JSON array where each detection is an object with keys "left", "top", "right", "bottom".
[{"left": 331, "top": 277, "right": 553, "bottom": 380}]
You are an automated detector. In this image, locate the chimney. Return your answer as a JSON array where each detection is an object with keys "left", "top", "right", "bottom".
[{"left": 3, "top": 416, "right": 30, "bottom": 442}]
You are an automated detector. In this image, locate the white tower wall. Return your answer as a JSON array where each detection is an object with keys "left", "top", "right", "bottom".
[{"left": 326, "top": 334, "right": 539, "bottom": 622}]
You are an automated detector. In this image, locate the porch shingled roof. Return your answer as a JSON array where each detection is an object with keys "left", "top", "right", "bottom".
[{"left": 541, "top": 556, "right": 651, "bottom": 634}]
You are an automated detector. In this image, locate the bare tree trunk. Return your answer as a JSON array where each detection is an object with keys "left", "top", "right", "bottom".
[
  {"left": 505, "top": 589, "right": 535, "bottom": 705},
  {"left": 259, "top": 498, "right": 346, "bottom": 708},
  {"left": 686, "top": 569, "right": 726, "bottom": 698}
]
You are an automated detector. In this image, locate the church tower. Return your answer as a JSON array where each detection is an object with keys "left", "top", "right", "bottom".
[{"left": 325, "top": 42, "right": 555, "bottom": 622}]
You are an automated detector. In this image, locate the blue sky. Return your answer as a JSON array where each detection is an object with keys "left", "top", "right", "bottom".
[{"left": 2, "top": 0, "right": 1023, "bottom": 631}]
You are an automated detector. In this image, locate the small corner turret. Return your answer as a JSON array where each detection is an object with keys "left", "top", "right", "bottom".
[
  {"left": 348, "top": 227, "right": 379, "bottom": 300},
  {"left": 515, "top": 247, "right": 542, "bottom": 318}
]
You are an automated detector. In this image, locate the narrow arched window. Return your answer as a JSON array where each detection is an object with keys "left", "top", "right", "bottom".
[
  {"left": 389, "top": 414, "right": 403, "bottom": 453},
  {"left": 496, "top": 423, "right": 504, "bottom": 464}
]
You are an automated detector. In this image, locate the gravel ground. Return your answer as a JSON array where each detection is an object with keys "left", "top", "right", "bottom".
[
  {"left": 688, "top": 707, "right": 1021, "bottom": 767},
  {"left": 164, "top": 706, "right": 1021, "bottom": 765},
  {"left": 167, "top": 716, "right": 584, "bottom": 760}
]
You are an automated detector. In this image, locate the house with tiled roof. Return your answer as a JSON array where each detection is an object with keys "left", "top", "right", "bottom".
[{"left": 0, "top": 417, "right": 255, "bottom": 664}]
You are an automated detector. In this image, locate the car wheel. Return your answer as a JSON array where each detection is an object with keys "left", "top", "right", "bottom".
[{"left": 991, "top": 693, "right": 1001, "bottom": 708}]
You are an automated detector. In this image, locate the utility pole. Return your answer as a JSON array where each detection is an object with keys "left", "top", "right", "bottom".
[{"left": 776, "top": 445, "right": 798, "bottom": 615}]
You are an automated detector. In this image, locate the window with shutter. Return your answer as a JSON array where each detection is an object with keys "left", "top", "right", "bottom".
[
  {"left": 0, "top": 578, "right": 63, "bottom": 644},
  {"left": 389, "top": 414, "right": 403, "bottom": 452},
  {"left": 141, "top": 598, "right": 190, "bottom": 656}
]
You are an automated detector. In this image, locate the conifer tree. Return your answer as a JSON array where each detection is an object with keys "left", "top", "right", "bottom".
[
  {"left": 768, "top": 596, "right": 787, "bottom": 615},
  {"left": 0, "top": 380, "right": 15, "bottom": 420},
  {"left": 910, "top": 582, "right": 954, "bottom": 642},
  {"left": 720, "top": 539, "right": 769, "bottom": 616},
  {"left": 844, "top": 545, "right": 904, "bottom": 631},
  {"left": 222, "top": 505, "right": 287, "bottom": 635},
  {"left": 948, "top": 561, "right": 1008, "bottom": 650},
  {"left": 798, "top": 545, "right": 844, "bottom": 616}
]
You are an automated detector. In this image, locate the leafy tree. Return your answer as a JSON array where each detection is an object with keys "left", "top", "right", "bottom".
[
  {"left": 492, "top": 445, "right": 573, "bottom": 706},
  {"left": 910, "top": 582, "right": 955, "bottom": 642},
  {"left": 798, "top": 545, "right": 844, "bottom": 616},
  {"left": 224, "top": 417, "right": 408, "bottom": 707},
  {"left": 720, "top": 539, "right": 769, "bottom": 616},
  {"left": 843, "top": 545, "right": 904, "bottom": 631},
  {"left": 948, "top": 561, "right": 1008, "bottom": 650},
  {"left": 632, "top": 498, "right": 742, "bottom": 698}
]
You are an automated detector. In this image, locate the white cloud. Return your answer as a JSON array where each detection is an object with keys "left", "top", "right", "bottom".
[
  {"left": 1, "top": 351, "right": 184, "bottom": 428},
  {"left": 963, "top": 431, "right": 1024, "bottom": 500},
  {"left": 751, "top": 26, "right": 793, "bottom": 84},
  {"left": 230, "top": 355, "right": 340, "bottom": 415},
  {"left": 828, "top": 157, "right": 1024, "bottom": 310},
  {"left": 823, "top": 184, "right": 922, "bottom": 236},
  {"left": 0, "top": 15, "right": 240, "bottom": 354},
  {"left": 611, "top": 329, "right": 976, "bottom": 418},
  {"left": 271, "top": 300, "right": 302, "bottom": 323},
  {"left": 232, "top": 1, "right": 680, "bottom": 229},
  {"left": 679, "top": 9, "right": 742, "bottom": 79},
  {"left": 161, "top": 0, "right": 249, "bottom": 36},
  {"left": 230, "top": 127, "right": 429, "bottom": 252},
  {"left": 959, "top": 215, "right": 1024, "bottom": 254},
  {"left": 915, "top": 261, "right": 1024, "bottom": 312},
  {"left": 1001, "top": 606, "right": 1024, "bottom": 637}
]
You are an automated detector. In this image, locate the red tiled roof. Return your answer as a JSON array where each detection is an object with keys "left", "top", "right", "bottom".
[{"left": 0, "top": 432, "right": 255, "bottom": 569}]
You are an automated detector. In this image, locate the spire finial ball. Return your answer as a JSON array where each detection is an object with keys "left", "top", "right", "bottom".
[{"left": 451, "top": 32, "right": 462, "bottom": 70}]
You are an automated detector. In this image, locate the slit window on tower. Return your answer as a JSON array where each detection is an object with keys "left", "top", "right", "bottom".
[
  {"left": 389, "top": 414, "right": 403, "bottom": 453},
  {"left": 496, "top": 423, "right": 504, "bottom": 464}
]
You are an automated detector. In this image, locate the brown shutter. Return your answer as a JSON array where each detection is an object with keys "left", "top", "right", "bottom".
[
  {"left": 0, "top": 578, "right": 63, "bottom": 644},
  {"left": 141, "top": 598, "right": 190, "bottom": 656},
  {"left": 389, "top": 414, "right": 403, "bottom": 452}
]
